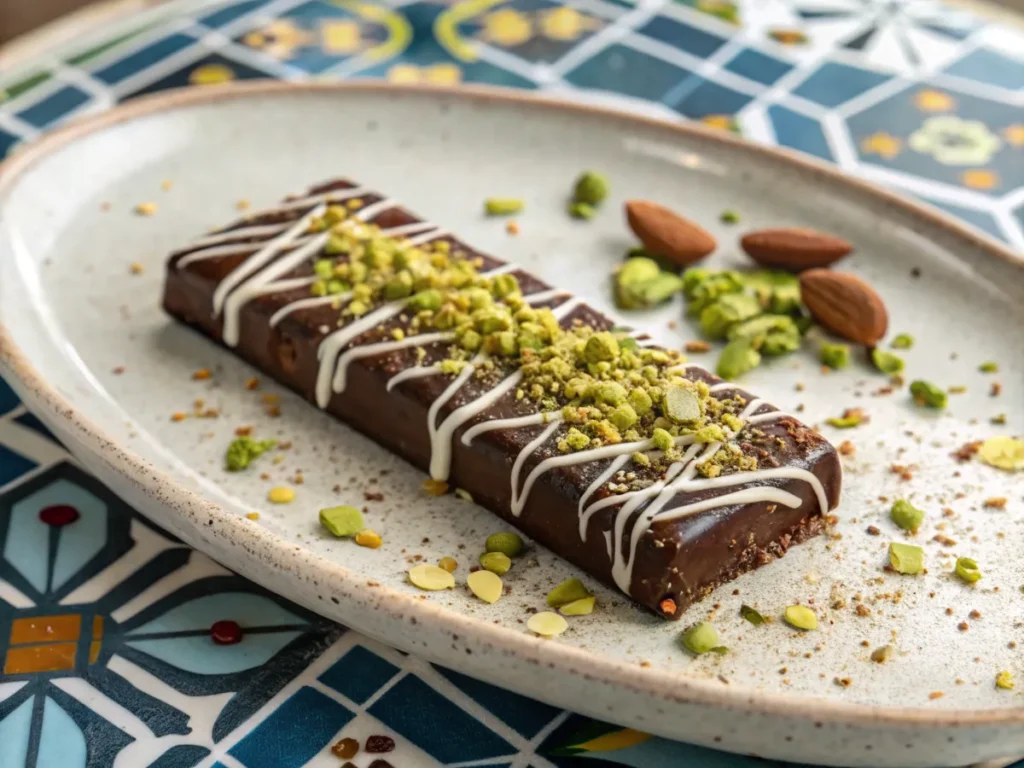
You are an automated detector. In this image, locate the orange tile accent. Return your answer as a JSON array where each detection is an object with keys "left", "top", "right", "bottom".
[
  {"left": 92, "top": 615, "right": 104, "bottom": 640},
  {"left": 88, "top": 641, "right": 102, "bottom": 665},
  {"left": 10, "top": 615, "right": 81, "bottom": 645},
  {"left": 4, "top": 643, "right": 77, "bottom": 675}
]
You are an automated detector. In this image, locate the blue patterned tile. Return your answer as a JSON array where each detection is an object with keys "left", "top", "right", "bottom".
[
  {"left": 198, "top": 0, "right": 272, "bottom": 29},
  {"left": 125, "top": 52, "right": 274, "bottom": 99},
  {"left": 91, "top": 33, "right": 197, "bottom": 84},
  {"left": 848, "top": 83, "right": 1020, "bottom": 196},
  {"left": 318, "top": 645, "right": 399, "bottom": 704},
  {"left": 461, "top": 0, "right": 608, "bottom": 65},
  {"left": 724, "top": 48, "right": 792, "bottom": 86},
  {"left": 792, "top": 61, "right": 890, "bottom": 108},
  {"left": 0, "top": 444, "right": 37, "bottom": 487},
  {"left": 0, "top": 128, "right": 19, "bottom": 161},
  {"left": 637, "top": 15, "right": 728, "bottom": 58},
  {"left": 670, "top": 77, "right": 751, "bottom": 119},
  {"left": 564, "top": 44, "right": 691, "bottom": 102},
  {"left": 0, "top": 378, "right": 18, "bottom": 417},
  {"left": 15, "top": 85, "right": 90, "bottom": 129},
  {"left": 229, "top": 686, "right": 352, "bottom": 768},
  {"left": 436, "top": 665, "right": 561, "bottom": 738},
  {"left": 368, "top": 675, "right": 514, "bottom": 762},
  {"left": 944, "top": 48, "right": 1024, "bottom": 91},
  {"left": 768, "top": 104, "right": 833, "bottom": 162}
]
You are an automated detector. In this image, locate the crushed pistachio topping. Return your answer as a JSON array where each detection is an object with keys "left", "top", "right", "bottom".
[
  {"left": 890, "top": 499, "right": 924, "bottom": 532},
  {"left": 467, "top": 570, "right": 503, "bottom": 603},
  {"left": 614, "top": 257, "right": 683, "bottom": 310},
  {"left": 572, "top": 170, "right": 609, "bottom": 207},
  {"left": 889, "top": 542, "right": 924, "bottom": 574},
  {"left": 820, "top": 342, "right": 850, "bottom": 370},
  {"left": 484, "top": 198, "right": 524, "bottom": 216},
  {"left": 979, "top": 361, "right": 999, "bottom": 373},
  {"left": 681, "top": 621, "right": 723, "bottom": 655},
  {"left": 319, "top": 505, "right": 365, "bottom": 538},
  {"left": 547, "top": 578, "right": 591, "bottom": 608},
  {"left": 910, "top": 380, "right": 947, "bottom": 409},
  {"left": 783, "top": 605, "right": 817, "bottom": 630},
  {"left": 225, "top": 436, "right": 276, "bottom": 471},
  {"left": 996, "top": 671, "right": 1015, "bottom": 690},
  {"left": 720, "top": 209, "right": 740, "bottom": 224},
  {"left": 871, "top": 349, "right": 904, "bottom": 375},
  {"left": 890, "top": 333, "right": 914, "bottom": 349}
]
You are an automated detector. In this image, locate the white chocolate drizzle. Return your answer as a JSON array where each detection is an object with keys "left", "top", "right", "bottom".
[{"left": 182, "top": 184, "right": 832, "bottom": 600}]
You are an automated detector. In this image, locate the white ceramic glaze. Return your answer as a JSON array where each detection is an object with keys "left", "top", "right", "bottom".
[{"left": 0, "top": 83, "right": 1022, "bottom": 767}]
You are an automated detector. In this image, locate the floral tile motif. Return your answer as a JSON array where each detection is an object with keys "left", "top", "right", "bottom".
[
  {"left": 848, "top": 83, "right": 1021, "bottom": 195},
  {"left": 124, "top": 52, "right": 278, "bottom": 99}
]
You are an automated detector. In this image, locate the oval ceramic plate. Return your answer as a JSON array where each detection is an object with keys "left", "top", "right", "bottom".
[{"left": 1, "top": 83, "right": 1022, "bottom": 768}]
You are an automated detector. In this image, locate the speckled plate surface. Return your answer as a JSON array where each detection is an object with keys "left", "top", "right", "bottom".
[{"left": 1, "top": 83, "right": 1022, "bottom": 768}]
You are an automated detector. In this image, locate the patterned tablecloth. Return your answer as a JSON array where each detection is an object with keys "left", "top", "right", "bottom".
[{"left": 0, "top": 0, "right": 1021, "bottom": 766}]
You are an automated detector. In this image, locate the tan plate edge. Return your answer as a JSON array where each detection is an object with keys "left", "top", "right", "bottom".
[{"left": 0, "top": 80, "right": 1022, "bottom": 732}]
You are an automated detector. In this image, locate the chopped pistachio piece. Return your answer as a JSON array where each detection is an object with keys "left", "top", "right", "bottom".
[
  {"left": 954, "top": 556, "right": 981, "bottom": 583},
  {"left": 528, "top": 611, "right": 568, "bottom": 637},
  {"left": 910, "top": 380, "right": 947, "bottom": 409},
  {"left": 408, "top": 564, "right": 455, "bottom": 591},
  {"left": 225, "top": 436, "right": 276, "bottom": 471},
  {"left": 977, "top": 436, "right": 1024, "bottom": 472},
  {"left": 740, "top": 604, "right": 766, "bottom": 626},
  {"left": 870, "top": 645, "right": 894, "bottom": 663},
  {"left": 890, "top": 499, "right": 924, "bottom": 532},
  {"left": 996, "top": 671, "right": 1015, "bottom": 690},
  {"left": 699, "top": 293, "right": 761, "bottom": 339},
  {"left": 681, "top": 622, "right": 721, "bottom": 655},
  {"left": 486, "top": 532, "right": 524, "bottom": 558},
  {"left": 547, "top": 577, "right": 591, "bottom": 608},
  {"left": 826, "top": 413, "right": 864, "bottom": 429},
  {"left": 614, "top": 258, "right": 683, "bottom": 310},
  {"left": 665, "top": 383, "right": 701, "bottom": 422},
  {"left": 319, "top": 505, "right": 365, "bottom": 538},
  {"left": 559, "top": 596, "right": 596, "bottom": 616},
  {"left": 890, "top": 333, "right": 914, "bottom": 349},
  {"left": 479, "top": 552, "right": 512, "bottom": 575},
  {"left": 569, "top": 201, "right": 595, "bottom": 220},
  {"left": 720, "top": 209, "right": 740, "bottom": 224},
  {"left": 584, "top": 332, "right": 619, "bottom": 363},
  {"left": 267, "top": 486, "right": 295, "bottom": 504},
  {"left": 438, "top": 556, "right": 458, "bottom": 572},
  {"left": 717, "top": 338, "right": 761, "bottom": 380},
  {"left": 872, "top": 349, "right": 905, "bottom": 375},
  {"left": 572, "top": 171, "right": 609, "bottom": 206},
  {"left": 728, "top": 314, "right": 800, "bottom": 357},
  {"left": 979, "top": 361, "right": 999, "bottom": 373},
  {"left": 484, "top": 197, "right": 524, "bottom": 216},
  {"left": 820, "top": 342, "right": 850, "bottom": 370},
  {"left": 354, "top": 529, "right": 382, "bottom": 548},
  {"left": 467, "top": 570, "right": 503, "bottom": 603},
  {"left": 889, "top": 542, "right": 924, "bottom": 574},
  {"left": 783, "top": 605, "right": 817, "bottom": 630}
]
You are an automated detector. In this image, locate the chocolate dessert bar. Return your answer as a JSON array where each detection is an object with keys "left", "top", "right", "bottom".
[{"left": 163, "top": 179, "right": 842, "bottom": 619}]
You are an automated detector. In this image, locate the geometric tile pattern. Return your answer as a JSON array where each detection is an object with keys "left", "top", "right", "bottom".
[{"left": 0, "top": 1, "right": 1022, "bottom": 766}]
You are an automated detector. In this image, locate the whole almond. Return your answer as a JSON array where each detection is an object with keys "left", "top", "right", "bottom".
[
  {"left": 800, "top": 269, "right": 887, "bottom": 346},
  {"left": 741, "top": 227, "right": 852, "bottom": 271},
  {"left": 625, "top": 200, "right": 716, "bottom": 267}
]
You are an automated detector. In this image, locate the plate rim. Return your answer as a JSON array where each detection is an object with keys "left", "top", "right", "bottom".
[{"left": 1, "top": 79, "right": 1021, "bottom": 731}]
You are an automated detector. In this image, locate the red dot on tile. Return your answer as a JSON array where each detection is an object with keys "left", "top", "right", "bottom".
[
  {"left": 210, "top": 620, "right": 243, "bottom": 645},
  {"left": 39, "top": 505, "right": 80, "bottom": 527}
]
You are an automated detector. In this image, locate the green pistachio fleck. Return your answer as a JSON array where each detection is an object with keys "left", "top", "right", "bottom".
[
  {"left": 563, "top": 428, "right": 590, "bottom": 452},
  {"left": 717, "top": 338, "right": 761, "bottom": 380},
  {"left": 783, "top": 605, "right": 817, "bottom": 630},
  {"left": 665, "top": 383, "right": 701, "bottom": 422},
  {"left": 319, "top": 505, "right": 365, "bottom": 538},
  {"left": 384, "top": 271, "right": 413, "bottom": 299},
  {"left": 890, "top": 499, "right": 924, "bottom": 532},
  {"left": 313, "top": 259, "right": 334, "bottom": 279},
  {"left": 910, "top": 380, "right": 947, "bottom": 409},
  {"left": 681, "top": 622, "right": 721, "bottom": 655},
  {"left": 595, "top": 381, "right": 627, "bottom": 406},
  {"left": 699, "top": 293, "right": 762, "bottom": 339},
  {"left": 573, "top": 171, "right": 609, "bottom": 206},
  {"left": 491, "top": 273, "right": 520, "bottom": 298},
  {"left": 628, "top": 388, "right": 653, "bottom": 416},
  {"left": 746, "top": 270, "right": 801, "bottom": 314},
  {"left": 826, "top": 411, "right": 865, "bottom": 429},
  {"left": 652, "top": 427, "right": 674, "bottom": 452},
  {"left": 479, "top": 551, "right": 512, "bottom": 575},
  {"left": 484, "top": 197, "right": 524, "bottom": 216},
  {"left": 407, "top": 288, "right": 442, "bottom": 312},
  {"left": 979, "top": 361, "right": 999, "bottom": 373},
  {"left": 820, "top": 342, "right": 851, "bottom": 370},
  {"left": 955, "top": 556, "right": 981, "bottom": 583},
  {"left": 720, "top": 209, "right": 740, "bottom": 224},
  {"left": 890, "top": 333, "right": 914, "bottom": 349},
  {"left": 728, "top": 314, "right": 800, "bottom": 357},
  {"left": 872, "top": 349, "right": 905, "bottom": 375},
  {"left": 609, "top": 403, "right": 638, "bottom": 430},
  {"left": 225, "top": 436, "right": 276, "bottom": 472},
  {"left": 567, "top": 201, "right": 594, "bottom": 219},
  {"left": 996, "top": 671, "right": 1015, "bottom": 690},
  {"left": 584, "top": 332, "right": 619, "bottom": 364},
  {"left": 547, "top": 577, "right": 592, "bottom": 607},
  {"left": 615, "top": 258, "right": 683, "bottom": 309},
  {"left": 740, "top": 604, "right": 766, "bottom": 626},
  {"left": 559, "top": 596, "right": 596, "bottom": 616},
  {"left": 889, "top": 542, "right": 924, "bottom": 575},
  {"left": 486, "top": 532, "right": 524, "bottom": 558}
]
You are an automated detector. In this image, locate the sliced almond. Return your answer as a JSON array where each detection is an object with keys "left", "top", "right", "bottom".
[
  {"left": 741, "top": 227, "right": 852, "bottom": 271},
  {"left": 799, "top": 269, "right": 887, "bottom": 346},
  {"left": 625, "top": 200, "right": 716, "bottom": 267}
]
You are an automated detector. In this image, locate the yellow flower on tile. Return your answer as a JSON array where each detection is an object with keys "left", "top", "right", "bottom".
[
  {"left": 387, "top": 63, "right": 462, "bottom": 85},
  {"left": 961, "top": 169, "right": 999, "bottom": 190},
  {"left": 243, "top": 19, "right": 313, "bottom": 60},
  {"left": 573, "top": 727, "right": 652, "bottom": 752},
  {"left": 189, "top": 63, "right": 235, "bottom": 86},
  {"left": 860, "top": 132, "right": 902, "bottom": 160},
  {"left": 1003, "top": 124, "right": 1024, "bottom": 146},
  {"left": 909, "top": 116, "right": 1001, "bottom": 166},
  {"left": 538, "top": 7, "right": 599, "bottom": 41},
  {"left": 701, "top": 114, "right": 735, "bottom": 131},
  {"left": 914, "top": 89, "right": 955, "bottom": 112},
  {"left": 481, "top": 8, "right": 533, "bottom": 47},
  {"left": 320, "top": 20, "right": 363, "bottom": 55},
  {"left": 768, "top": 29, "right": 808, "bottom": 45}
]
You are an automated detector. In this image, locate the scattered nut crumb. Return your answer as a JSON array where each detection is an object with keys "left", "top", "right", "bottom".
[
  {"left": 161, "top": 180, "right": 173, "bottom": 191},
  {"left": 506, "top": 221, "right": 520, "bottom": 235},
  {"left": 834, "top": 676, "right": 851, "bottom": 688},
  {"left": 129, "top": 262, "right": 144, "bottom": 275},
  {"left": 990, "top": 382, "right": 1002, "bottom": 397},
  {"left": 135, "top": 202, "right": 158, "bottom": 216},
  {"left": 246, "top": 377, "right": 260, "bottom": 390},
  {"left": 855, "top": 604, "right": 871, "bottom": 617},
  {"left": 838, "top": 441, "right": 855, "bottom": 456},
  {"left": 112, "top": 366, "right": 125, "bottom": 375},
  {"left": 192, "top": 368, "right": 212, "bottom": 380},
  {"left": 983, "top": 497, "right": 1007, "bottom": 509},
  {"left": 865, "top": 525, "right": 880, "bottom": 536},
  {"left": 958, "top": 622, "right": 969, "bottom": 632},
  {"left": 236, "top": 199, "right": 251, "bottom": 210},
  {"left": 246, "top": 512, "right": 260, "bottom": 521},
  {"left": 685, "top": 340, "right": 712, "bottom": 354},
  {"left": 929, "top": 691, "right": 944, "bottom": 700},
  {"left": 170, "top": 412, "right": 187, "bottom": 422}
]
